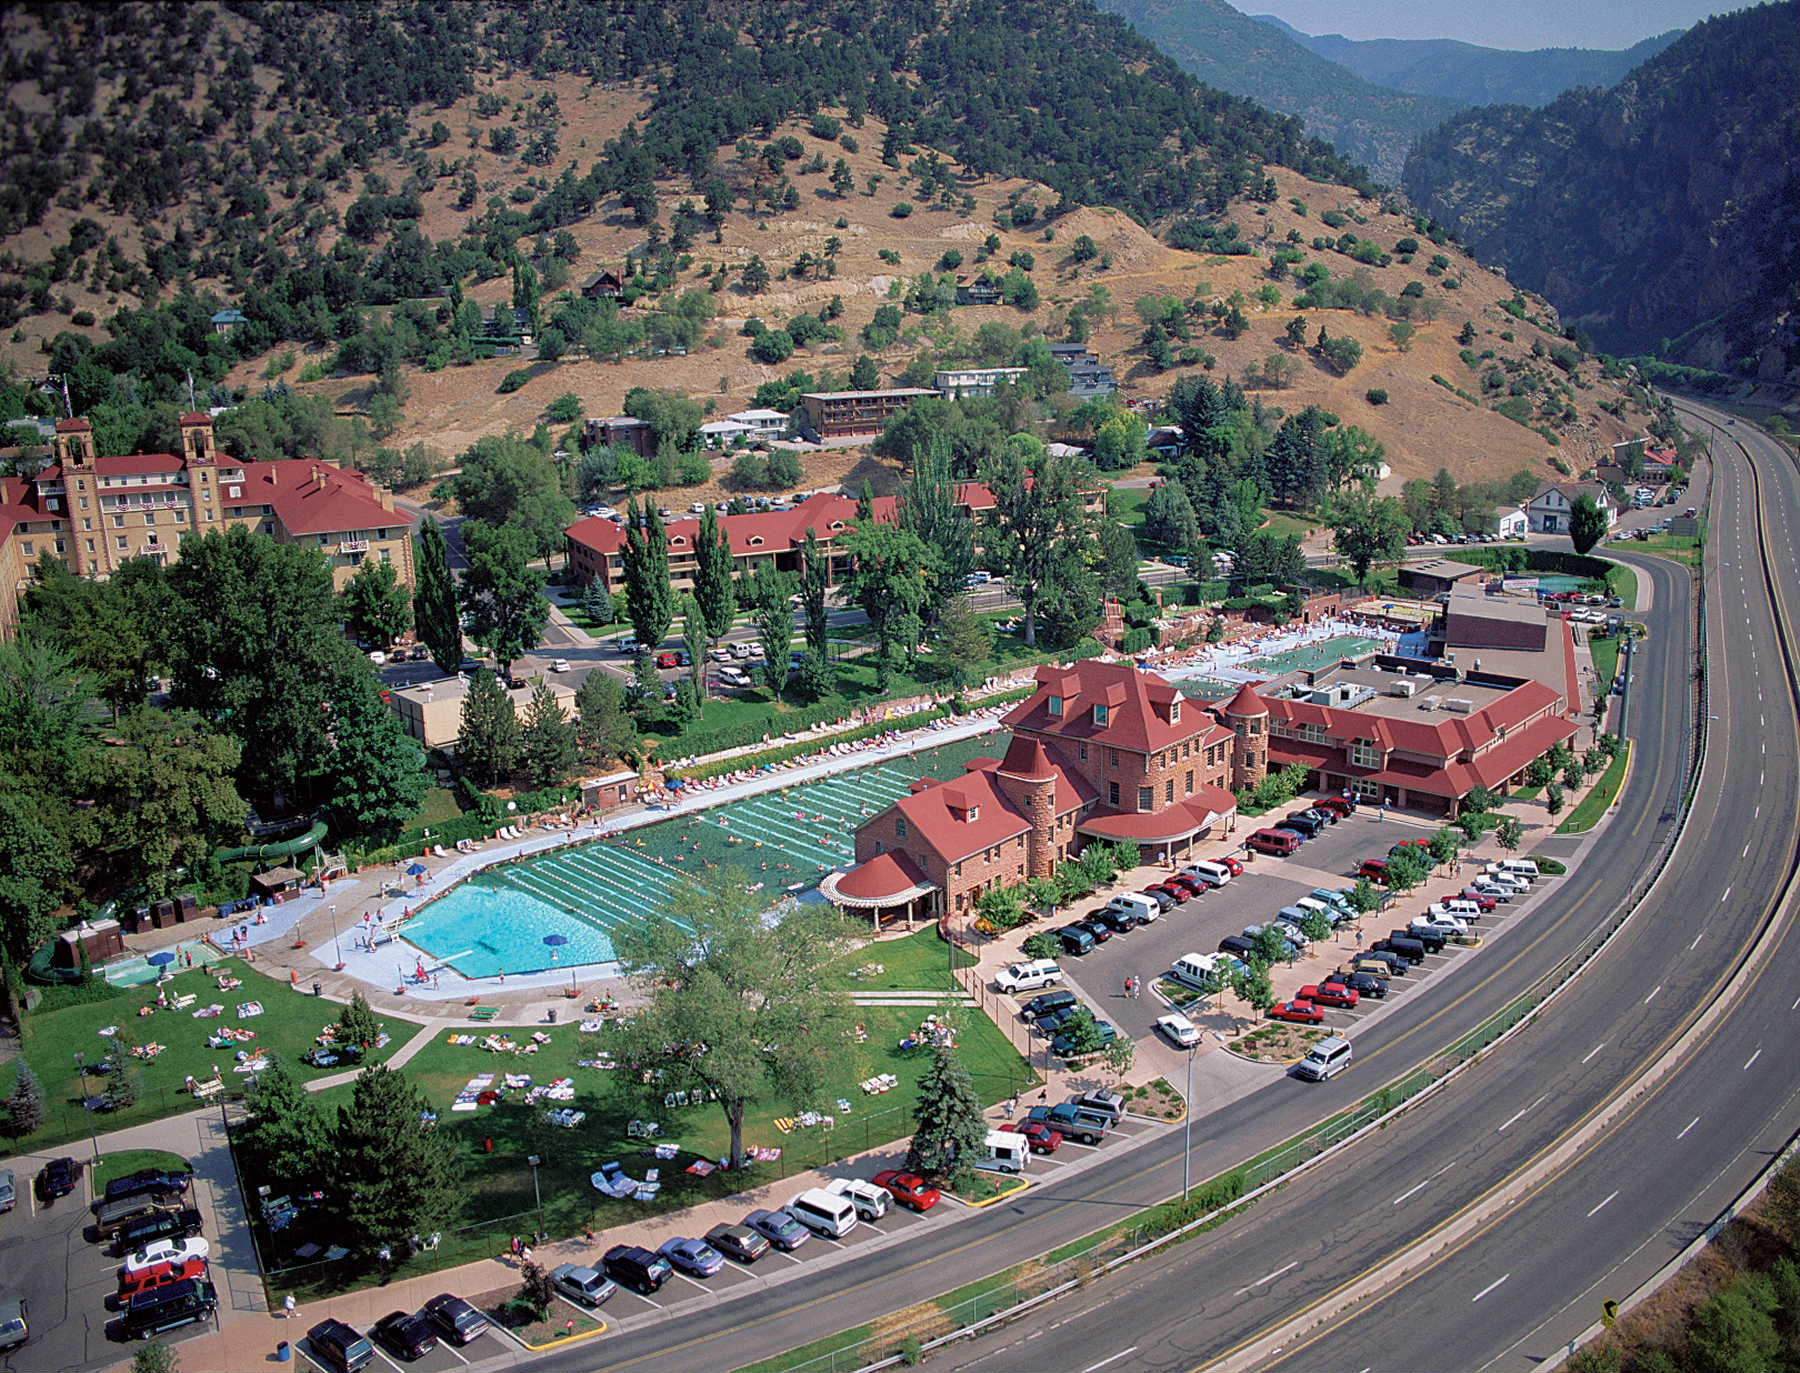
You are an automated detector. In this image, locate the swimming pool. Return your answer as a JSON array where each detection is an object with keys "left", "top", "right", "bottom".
[
  {"left": 403, "top": 730, "right": 1008, "bottom": 977},
  {"left": 1243, "top": 634, "right": 1387, "bottom": 675},
  {"left": 1530, "top": 574, "right": 1595, "bottom": 594}
]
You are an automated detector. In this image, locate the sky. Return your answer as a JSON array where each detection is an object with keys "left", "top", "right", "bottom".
[{"left": 1246, "top": 0, "right": 1739, "bottom": 50}]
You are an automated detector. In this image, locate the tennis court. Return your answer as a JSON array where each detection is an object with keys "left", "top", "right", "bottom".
[
  {"left": 1242, "top": 634, "right": 1387, "bottom": 676},
  {"left": 404, "top": 730, "right": 1009, "bottom": 977}
]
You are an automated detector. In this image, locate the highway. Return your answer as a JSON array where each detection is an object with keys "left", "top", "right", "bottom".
[{"left": 508, "top": 412, "right": 1792, "bottom": 1373}]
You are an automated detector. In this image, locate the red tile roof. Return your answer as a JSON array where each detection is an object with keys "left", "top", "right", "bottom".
[
  {"left": 1268, "top": 710, "right": 1578, "bottom": 799},
  {"left": 1002, "top": 659, "right": 1214, "bottom": 752},
  {"left": 1221, "top": 680, "right": 1269, "bottom": 718},
  {"left": 833, "top": 851, "right": 934, "bottom": 903},
  {"left": 55, "top": 418, "right": 91, "bottom": 433},
  {"left": 995, "top": 735, "right": 1058, "bottom": 781},
  {"left": 890, "top": 767, "right": 1032, "bottom": 865},
  {"left": 1076, "top": 789, "right": 1236, "bottom": 843},
  {"left": 237, "top": 461, "right": 408, "bottom": 536}
]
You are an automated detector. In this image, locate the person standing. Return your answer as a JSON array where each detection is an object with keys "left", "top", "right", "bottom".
[{"left": 283, "top": 1293, "right": 297, "bottom": 1319}]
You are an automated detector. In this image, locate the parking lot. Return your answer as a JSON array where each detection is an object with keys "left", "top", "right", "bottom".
[
  {"left": 293, "top": 1319, "right": 505, "bottom": 1373},
  {"left": 1007, "top": 809, "right": 1540, "bottom": 1056}
]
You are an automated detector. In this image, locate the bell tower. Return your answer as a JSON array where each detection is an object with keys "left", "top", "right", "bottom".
[{"left": 1221, "top": 681, "right": 1270, "bottom": 792}]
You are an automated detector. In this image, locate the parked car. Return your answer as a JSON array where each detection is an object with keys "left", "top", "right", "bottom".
[
  {"left": 1247, "top": 828, "right": 1302, "bottom": 857},
  {"left": 1154, "top": 1012, "right": 1201, "bottom": 1047},
  {"left": 705, "top": 1222, "right": 770, "bottom": 1264},
  {"left": 549, "top": 1263, "right": 616, "bottom": 1307},
  {"left": 1035, "top": 1004, "right": 1086, "bottom": 1036},
  {"left": 1468, "top": 879, "right": 1515, "bottom": 902},
  {"left": 99, "top": 1169, "right": 191, "bottom": 1210},
  {"left": 602, "top": 1244, "right": 673, "bottom": 1294},
  {"left": 1091, "top": 907, "right": 1140, "bottom": 935},
  {"left": 1138, "top": 885, "right": 1179, "bottom": 911},
  {"left": 1458, "top": 889, "right": 1499, "bottom": 912},
  {"left": 744, "top": 1208, "right": 809, "bottom": 1251},
  {"left": 423, "top": 1293, "right": 490, "bottom": 1346},
  {"left": 35, "top": 1156, "right": 82, "bottom": 1202},
  {"left": 1217, "top": 934, "right": 1259, "bottom": 959},
  {"left": 110, "top": 1208, "right": 204, "bottom": 1256},
  {"left": 1073, "top": 918, "right": 1114, "bottom": 945},
  {"left": 1268, "top": 999, "right": 1326, "bottom": 1025},
  {"left": 1055, "top": 924, "right": 1096, "bottom": 956},
  {"left": 1000, "top": 1120, "right": 1063, "bottom": 1154},
  {"left": 307, "top": 1317, "right": 375, "bottom": 1373},
  {"left": 658, "top": 1236, "right": 725, "bottom": 1278},
  {"left": 372, "top": 1310, "right": 440, "bottom": 1361},
  {"left": 0, "top": 1297, "right": 25, "bottom": 1355},
  {"left": 1071, "top": 1089, "right": 1127, "bottom": 1123},
  {"left": 1331, "top": 970, "right": 1388, "bottom": 998},
  {"left": 0, "top": 1169, "right": 12, "bottom": 1214},
  {"left": 1162, "top": 874, "right": 1208, "bottom": 899},
  {"left": 872, "top": 1170, "right": 941, "bottom": 1212},
  {"left": 1020, "top": 990, "right": 1078, "bottom": 1021},
  {"left": 1357, "top": 858, "right": 1391, "bottom": 884},
  {"left": 550, "top": 658, "right": 571, "bottom": 673},
  {"left": 1298, "top": 981, "right": 1359, "bottom": 1009},
  {"left": 1051, "top": 1019, "right": 1118, "bottom": 1058},
  {"left": 121, "top": 1237, "right": 210, "bottom": 1276}
]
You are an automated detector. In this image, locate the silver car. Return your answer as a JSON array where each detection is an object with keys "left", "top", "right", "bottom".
[
  {"left": 0, "top": 1168, "right": 14, "bottom": 1213},
  {"left": 549, "top": 1263, "right": 615, "bottom": 1307}
]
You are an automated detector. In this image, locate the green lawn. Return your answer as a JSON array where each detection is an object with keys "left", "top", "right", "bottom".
[
  {"left": 410, "top": 788, "right": 466, "bottom": 831},
  {"left": 281, "top": 999, "right": 1033, "bottom": 1295},
  {"left": 828, "top": 926, "right": 976, "bottom": 991},
  {"left": 1259, "top": 510, "right": 1319, "bottom": 540},
  {"left": 1630, "top": 534, "right": 1702, "bottom": 568},
  {"left": 2, "top": 959, "right": 406, "bottom": 1151},
  {"left": 93, "top": 1149, "right": 191, "bottom": 1192},
  {"left": 1559, "top": 742, "right": 1632, "bottom": 834},
  {"left": 1590, "top": 634, "right": 1620, "bottom": 693}
]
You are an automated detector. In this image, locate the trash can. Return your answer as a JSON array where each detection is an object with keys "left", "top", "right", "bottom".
[
  {"left": 484, "top": 1137, "right": 494, "bottom": 1154},
  {"left": 313, "top": 982, "right": 323, "bottom": 997},
  {"left": 277, "top": 1340, "right": 292, "bottom": 1362}
]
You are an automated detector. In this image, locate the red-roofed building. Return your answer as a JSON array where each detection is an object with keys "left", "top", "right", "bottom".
[
  {"left": 824, "top": 660, "right": 1246, "bottom": 925},
  {"left": 0, "top": 413, "right": 414, "bottom": 637}
]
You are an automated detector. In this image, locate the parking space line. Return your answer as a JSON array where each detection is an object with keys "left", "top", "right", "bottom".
[
  {"left": 367, "top": 1341, "right": 408, "bottom": 1373},
  {"left": 440, "top": 1338, "right": 472, "bottom": 1365},
  {"left": 667, "top": 1270, "right": 712, "bottom": 1292}
]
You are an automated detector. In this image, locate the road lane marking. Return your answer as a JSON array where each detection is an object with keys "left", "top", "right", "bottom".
[
  {"left": 1471, "top": 1273, "right": 1511, "bottom": 1302},
  {"left": 1645, "top": 984, "right": 1662, "bottom": 1004},
  {"left": 1791, "top": 995, "right": 1800, "bottom": 1010},
  {"left": 1236, "top": 1261, "right": 1298, "bottom": 1295},
  {"left": 1745, "top": 1049, "right": 1762, "bottom": 1071},
  {"left": 1587, "top": 1191, "right": 1619, "bottom": 1218},
  {"left": 1690, "top": 931, "right": 1705, "bottom": 950},
  {"left": 1392, "top": 1178, "right": 1432, "bottom": 1205},
  {"left": 1743, "top": 842, "right": 1751, "bottom": 857},
  {"left": 1678, "top": 1115, "right": 1701, "bottom": 1139},
  {"left": 1581, "top": 1042, "right": 1606, "bottom": 1064},
  {"left": 1083, "top": 1348, "right": 1139, "bottom": 1372},
  {"left": 1496, "top": 1093, "right": 1549, "bottom": 1133},
  {"left": 1720, "top": 887, "right": 1733, "bottom": 904}
]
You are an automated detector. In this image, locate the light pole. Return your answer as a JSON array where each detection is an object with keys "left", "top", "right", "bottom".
[
  {"left": 73, "top": 1052, "right": 100, "bottom": 1164},
  {"left": 1182, "top": 1044, "right": 1196, "bottom": 1200},
  {"left": 527, "top": 1154, "right": 543, "bottom": 1242},
  {"left": 330, "top": 903, "right": 342, "bottom": 970}
]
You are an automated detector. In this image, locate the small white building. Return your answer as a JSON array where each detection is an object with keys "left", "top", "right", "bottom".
[
  {"left": 728, "top": 408, "right": 789, "bottom": 436},
  {"left": 1495, "top": 506, "right": 1529, "bottom": 539},
  {"left": 1525, "top": 482, "right": 1617, "bottom": 535},
  {"left": 699, "top": 419, "right": 753, "bottom": 445},
  {"left": 934, "top": 367, "right": 1028, "bottom": 399}
]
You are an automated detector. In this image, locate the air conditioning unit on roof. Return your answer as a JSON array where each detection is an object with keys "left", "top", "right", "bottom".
[{"left": 1390, "top": 679, "right": 1417, "bottom": 698}]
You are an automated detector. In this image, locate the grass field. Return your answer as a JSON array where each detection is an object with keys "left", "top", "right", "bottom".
[
  {"left": 282, "top": 992, "right": 1032, "bottom": 1295},
  {"left": 1590, "top": 634, "right": 1621, "bottom": 693},
  {"left": 1559, "top": 742, "right": 1632, "bottom": 834},
  {"left": 1, "top": 959, "right": 406, "bottom": 1151},
  {"left": 829, "top": 926, "right": 976, "bottom": 991},
  {"left": 1630, "top": 534, "right": 1703, "bottom": 568}
]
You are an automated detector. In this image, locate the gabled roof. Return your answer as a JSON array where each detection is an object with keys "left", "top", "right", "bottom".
[
  {"left": 233, "top": 461, "right": 411, "bottom": 536},
  {"left": 1263, "top": 677, "right": 1563, "bottom": 758},
  {"left": 1003, "top": 659, "right": 1213, "bottom": 752},
  {"left": 889, "top": 767, "right": 1032, "bottom": 864}
]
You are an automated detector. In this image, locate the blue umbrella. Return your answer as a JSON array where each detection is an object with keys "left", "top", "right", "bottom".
[
  {"left": 406, "top": 861, "right": 428, "bottom": 876},
  {"left": 147, "top": 951, "right": 176, "bottom": 967},
  {"left": 544, "top": 933, "right": 574, "bottom": 989}
]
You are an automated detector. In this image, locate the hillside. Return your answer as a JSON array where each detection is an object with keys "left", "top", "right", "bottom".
[
  {"left": 1402, "top": 2, "right": 1800, "bottom": 386},
  {"left": 0, "top": 0, "right": 1656, "bottom": 495},
  {"left": 1256, "top": 14, "right": 1683, "bottom": 108},
  {"left": 1096, "top": 0, "right": 1458, "bottom": 184}
]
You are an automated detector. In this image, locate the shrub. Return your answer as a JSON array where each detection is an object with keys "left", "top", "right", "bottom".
[
  {"left": 1364, "top": 389, "right": 1388, "bottom": 405},
  {"left": 497, "top": 369, "right": 532, "bottom": 394},
  {"left": 890, "top": 202, "right": 914, "bottom": 219}
]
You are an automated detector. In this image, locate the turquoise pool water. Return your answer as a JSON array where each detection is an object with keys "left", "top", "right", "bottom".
[
  {"left": 1529, "top": 574, "right": 1593, "bottom": 593},
  {"left": 1243, "top": 634, "right": 1387, "bottom": 676},
  {"left": 403, "top": 730, "right": 1007, "bottom": 976}
]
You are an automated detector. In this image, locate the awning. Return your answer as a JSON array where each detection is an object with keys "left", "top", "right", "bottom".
[
  {"left": 1076, "top": 792, "right": 1236, "bottom": 845},
  {"left": 818, "top": 853, "right": 937, "bottom": 909}
]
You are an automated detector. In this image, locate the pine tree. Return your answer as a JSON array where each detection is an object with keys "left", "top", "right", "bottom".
[
  {"left": 518, "top": 679, "right": 578, "bottom": 786},
  {"left": 333, "top": 1066, "right": 461, "bottom": 1260},
  {"left": 335, "top": 992, "right": 385, "bottom": 1049},
  {"left": 798, "top": 530, "right": 831, "bottom": 659},
  {"left": 413, "top": 519, "right": 462, "bottom": 674},
  {"left": 905, "top": 1041, "right": 989, "bottom": 1184},
  {"left": 898, "top": 451, "right": 973, "bottom": 625},
  {"left": 3, "top": 1061, "right": 45, "bottom": 1138},
  {"left": 621, "top": 500, "right": 673, "bottom": 651},
  {"left": 457, "top": 669, "right": 520, "bottom": 786},
  {"left": 319, "top": 669, "right": 427, "bottom": 841},
  {"left": 931, "top": 595, "right": 990, "bottom": 688},
  {"left": 580, "top": 576, "right": 613, "bottom": 626}
]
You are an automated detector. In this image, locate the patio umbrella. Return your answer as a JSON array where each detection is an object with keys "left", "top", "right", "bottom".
[
  {"left": 543, "top": 933, "right": 575, "bottom": 991},
  {"left": 147, "top": 951, "right": 177, "bottom": 967},
  {"left": 406, "top": 861, "right": 428, "bottom": 876}
]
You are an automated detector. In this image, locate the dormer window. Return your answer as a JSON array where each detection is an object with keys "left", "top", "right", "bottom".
[
  {"left": 1169, "top": 699, "right": 1181, "bottom": 723},
  {"left": 748, "top": 536, "right": 764, "bottom": 547},
  {"left": 965, "top": 805, "right": 979, "bottom": 822},
  {"left": 1047, "top": 695, "right": 1064, "bottom": 716},
  {"left": 1093, "top": 703, "right": 1110, "bottom": 726}
]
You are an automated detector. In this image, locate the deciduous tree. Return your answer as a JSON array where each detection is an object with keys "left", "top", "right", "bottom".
[
  {"left": 1569, "top": 493, "right": 1608, "bottom": 555},
  {"left": 749, "top": 565, "right": 794, "bottom": 699},
  {"left": 690, "top": 506, "right": 737, "bottom": 677},
  {"left": 460, "top": 520, "right": 549, "bottom": 676},
  {"left": 317, "top": 668, "right": 427, "bottom": 841},
  {"left": 339, "top": 558, "right": 412, "bottom": 649},
  {"left": 978, "top": 439, "right": 1092, "bottom": 647},
  {"left": 606, "top": 871, "right": 854, "bottom": 1167},
  {"left": 1328, "top": 492, "right": 1410, "bottom": 584}
]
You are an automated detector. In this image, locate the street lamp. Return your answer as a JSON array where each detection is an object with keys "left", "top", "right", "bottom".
[
  {"left": 1182, "top": 1043, "right": 1197, "bottom": 1200},
  {"left": 527, "top": 1154, "right": 544, "bottom": 1242},
  {"left": 73, "top": 1052, "right": 101, "bottom": 1164},
  {"left": 330, "top": 903, "right": 342, "bottom": 971}
]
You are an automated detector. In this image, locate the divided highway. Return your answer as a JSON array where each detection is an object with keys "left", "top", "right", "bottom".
[{"left": 536, "top": 407, "right": 1791, "bottom": 1373}]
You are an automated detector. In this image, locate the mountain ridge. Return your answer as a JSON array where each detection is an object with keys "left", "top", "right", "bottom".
[{"left": 1252, "top": 14, "right": 1684, "bottom": 107}]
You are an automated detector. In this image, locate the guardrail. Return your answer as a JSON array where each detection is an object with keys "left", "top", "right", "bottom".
[{"left": 752, "top": 547, "right": 1714, "bottom": 1373}]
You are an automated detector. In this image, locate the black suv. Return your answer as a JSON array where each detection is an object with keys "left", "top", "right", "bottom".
[
  {"left": 1091, "top": 907, "right": 1139, "bottom": 935},
  {"left": 1331, "top": 971, "right": 1388, "bottom": 998},
  {"left": 423, "top": 1293, "right": 489, "bottom": 1346},
  {"left": 36, "top": 1157, "right": 82, "bottom": 1202},
  {"left": 98, "top": 1169, "right": 191, "bottom": 1211},
  {"left": 602, "top": 1243, "right": 673, "bottom": 1295}
]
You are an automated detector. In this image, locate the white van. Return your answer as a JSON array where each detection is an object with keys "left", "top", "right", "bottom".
[
  {"left": 786, "top": 1187, "right": 859, "bottom": 1239},
  {"left": 994, "top": 959, "right": 1064, "bottom": 994},
  {"left": 1294, "top": 1035, "right": 1353, "bottom": 1081},
  {"left": 824, "top": 1177, "right": 890, "bottom": 1221},
  {"left": 1494, "top": 859, "right": 1541, "bottom": 883},
  {"left": 1171, "top": 952, "right": 1223, "bottom": 989},
  {"left": 1107, "top": 892, "right": 1161, "bottom": 924},
  {"left": 1481, "top": 864, "right": 1530, "bottom": 890},
  {"left": 1294, "top": 897, "right": 1335, "bottom": 921},
  {"left": 980, "top": 1129, "right": 1031, "bottom": 1174},
  {"left": 1433, "top": 898, "right": 1482, "bottom": 921},
  {"left": 1183, "top": 860, "right": 1234, "bottom": 888}
]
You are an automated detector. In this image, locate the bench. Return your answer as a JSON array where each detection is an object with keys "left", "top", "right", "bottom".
[{"left": 193, "top": 1077, "right": 225, "bottom": 1100}]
